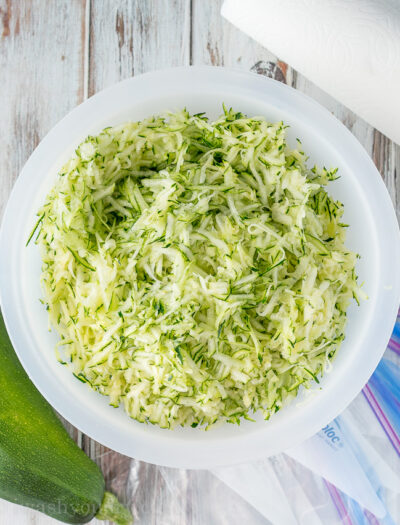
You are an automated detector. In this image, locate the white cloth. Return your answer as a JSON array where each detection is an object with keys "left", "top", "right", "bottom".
[{"left": 221, "top": 0, "right": 400, "bottom": 145}]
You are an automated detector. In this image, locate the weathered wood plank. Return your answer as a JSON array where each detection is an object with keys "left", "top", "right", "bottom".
[
  {"left": 0, "top": 0, "right": 88, "bottom": 523},
  {"left": 372, "top": 131, "right": 399, "bottom": 221},
  {"left": 0, "top": 0, "right": 88, "bottom": 219},
  {"left": 89, "top": 0, "right": 191, "bottom": 96},
  {"left": 394, "top": 144, "right": 400, "bottom": 222},
  {"left": 88, "top": 2, "right": 192, "bottom": 522},
  {"left": 191, "top": 0, "right": 295, "bottom": 86}
]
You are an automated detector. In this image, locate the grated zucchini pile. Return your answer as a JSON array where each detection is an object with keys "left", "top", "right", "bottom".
[{"left": 34, "top": 108, "right": 360, "bottom": 429}]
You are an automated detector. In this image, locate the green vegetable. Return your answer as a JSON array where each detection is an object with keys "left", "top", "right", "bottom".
[
  {"left": 0, "top": 312, "right": 132, "bottom": 524},
  {"left": 35, "top": 108, "right": 362, "bottom": 430}
]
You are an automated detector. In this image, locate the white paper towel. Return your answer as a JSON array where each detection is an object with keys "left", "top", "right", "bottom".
[{"left": 221, "top": 0, "right": 400, "bottom": 145}]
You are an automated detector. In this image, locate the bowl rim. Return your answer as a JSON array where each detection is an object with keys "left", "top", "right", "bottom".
[{"left": 1, "top": 65, "right": 399, "bottom": 468}]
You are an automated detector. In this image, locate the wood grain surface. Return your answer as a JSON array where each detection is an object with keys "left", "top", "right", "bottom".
[{"left": 0, "top": 1, "right": 399, "bottom": 524}]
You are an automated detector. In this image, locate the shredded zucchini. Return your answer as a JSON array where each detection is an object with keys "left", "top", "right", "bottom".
[{"left": 35, "top": 107, "right": 361, "bottom": 429}]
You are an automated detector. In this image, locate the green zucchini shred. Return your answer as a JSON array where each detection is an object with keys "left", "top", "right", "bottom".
[{"left": 35, "top": 108, "right": 362, "bottom": 429}]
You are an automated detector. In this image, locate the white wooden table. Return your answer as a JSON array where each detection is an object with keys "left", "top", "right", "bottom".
[{"left": 0, "top": 1, "right": 399, "bottom": 524}]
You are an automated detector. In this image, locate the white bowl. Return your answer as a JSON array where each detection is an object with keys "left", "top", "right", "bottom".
[{"left": 1, "top": 67, "right": 399, "bottom": 468}]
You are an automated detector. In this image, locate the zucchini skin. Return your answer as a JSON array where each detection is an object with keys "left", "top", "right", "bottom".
[{"left": 0, "top": 312, "right": 105, "bottom": 523}]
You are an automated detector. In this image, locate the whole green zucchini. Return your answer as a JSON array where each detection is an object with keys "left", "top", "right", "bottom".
[{"left": 0, "top": 312, "right": 132, "bottom": 524}]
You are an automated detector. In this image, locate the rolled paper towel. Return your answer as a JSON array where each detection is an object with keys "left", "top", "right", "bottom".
[{"left": 221, "top": 0, "right": 400, "bottom": 145}]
